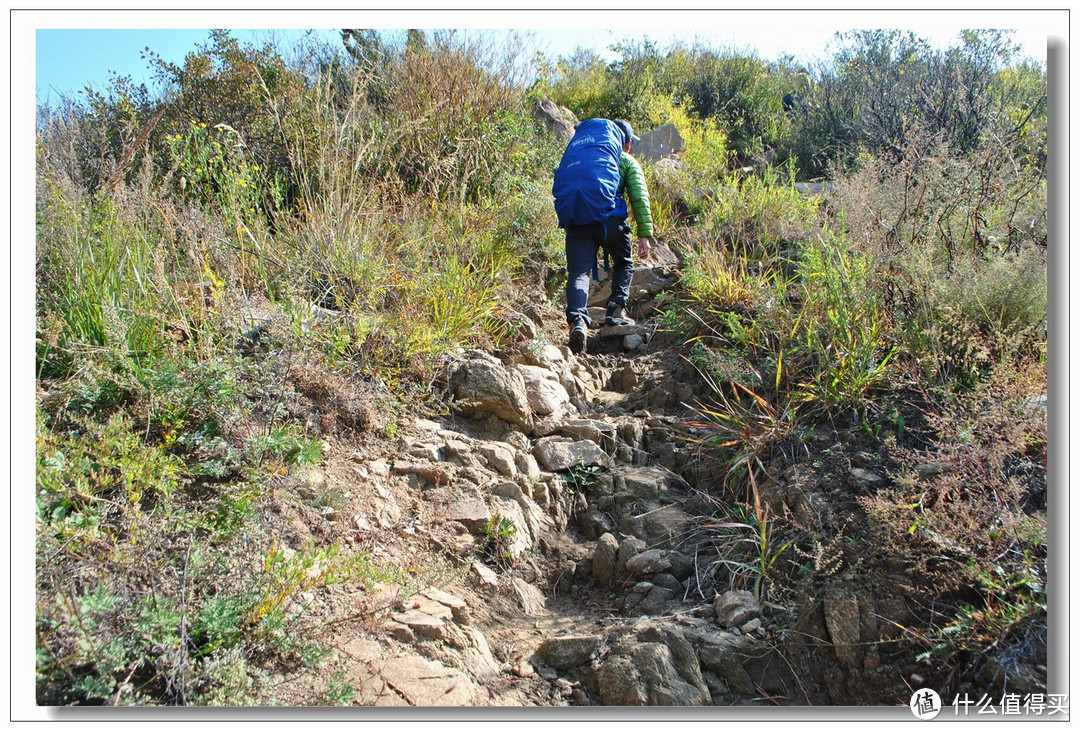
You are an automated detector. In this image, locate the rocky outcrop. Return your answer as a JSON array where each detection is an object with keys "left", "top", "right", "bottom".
[
  {"left": 516, "top": 364, "right": 572, "bottom": 417},
  {"left": 533, "top": 436, "right": 613, "bottom": 472},
  {"left": 533, "top": 98, "right": 578, "bottom": 141},
  {"left": 633, "top": 123, "right": 684, "bottom": 162},
  {"left": 593, "top": 626, "right": 709, "bottom": 706},
  {"left": 538, "top": 635, "right": 603, "bottom": 670}
]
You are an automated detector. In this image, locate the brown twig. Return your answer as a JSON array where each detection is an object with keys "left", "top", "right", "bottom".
[{"left": 103, "top": 106, "right": 168, "bottom": 193}]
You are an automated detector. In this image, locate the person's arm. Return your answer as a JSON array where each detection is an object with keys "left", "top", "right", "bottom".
[
  {"left": 619, "top": 152, "right": 654, "bottom": 238},
  {"left": 620, "top": 152, "right": 654, "bottom": 258}
]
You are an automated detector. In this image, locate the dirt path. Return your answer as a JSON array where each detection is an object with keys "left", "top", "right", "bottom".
[{"left": 265, "top": 265, "right": 693, "bottom": 704}]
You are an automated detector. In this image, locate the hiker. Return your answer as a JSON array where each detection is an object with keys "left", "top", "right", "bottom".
[
  {"left": 782, "top": 92, "right": 804, "bottom": 115},
  {"left": 552, "top": 118, "right": 655, "bottom": 354}
]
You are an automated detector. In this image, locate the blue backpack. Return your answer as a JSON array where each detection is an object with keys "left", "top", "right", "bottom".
[{"left": 552, "top": 118, "right": 626, "bottom": 228}]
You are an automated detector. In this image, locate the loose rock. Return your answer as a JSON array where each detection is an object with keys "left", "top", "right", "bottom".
[{"left": 714, "top": 590, "right": 763, "bottom": 628}]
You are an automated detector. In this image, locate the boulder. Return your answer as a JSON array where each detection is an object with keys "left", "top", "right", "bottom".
[
  {"left": 714, "top": 590, "right": 763, "bottom": 628},
  {"left": 349, "top": 463, "right": 402, "bottom": 528},
  {"left": 619, "top": 466, "right": 671, "bottom": 500},
  {"left": 625, "top": 549, "right": 673, "bottom": 576},
  {"left": 848, "top": 467, "right": 885, "bottom": 490},
  {"left": 615, "top": 535, "right": 646, "bottom": 583},
  {"left": 478, "top": 442, "right": 517, "bottom": 478},
  {"left": 471, "top": 561, "right": 500, "bottom": 587},
  {"left": 437, "top": 480, "right": 490, "bottom": 531},
  {"left": 824, "top": 588, "right": 862, "bottom": 667},
  {"left": 448, "top": 358, "right": 534, "bottom": 432},
  {"left": 516, "top": 364, "right": 571, "bottom": 416},
  {"left": 389, "top": 595, "right": 454, "bottom": 640},
  {"left": 793, "top": 181, "right": 835, "bottom": 196},
  {"left": 512, "top": 577, "right": 548, "bottom": 617},
  {"left": 533, "top": 437, "right": 613, "bottom": 472},
  {"left": 625, "top": 585, "right": 676, "bottom": 617},
  {"left": 650, "top": 573, "right": 684, "bottom": 594},
  {"left": 514, "top": 451, "right": 542, "bottom": 482},
  {"left": 594, "top": 627, "right": 709, "bottom": 706},
  {"left": 592, "top": 533, "right": 620, "bottom": 586},
  {"left": 421, "top": 587, "right": 471, "bottom": 626},
  {"left": 487, "top": 494, "right": 536, "bottom": 557},
  {"left": 699, "top": 637, "right": 756, "bottom": 696},
  {"left": 1020, "top": 393, "right": 1048, "bottom": 418},
  {"left": 633, "top": 123, "right": 684, "bottom": 161},
  {"left": 558, "top": 418, "right": 616, "bottom": 448},
  {"left": 349, "top": 655, "right": 481, "bottom": 706},
  {"left": 624, "top": 503, "right": 692, "bottom": 550},
  {"left": 538, "top": 635, "right": 602, "bottom": 670},
  {"left": 587, "top": 263, "right": 678, "bottom": 308},
  {"left": 532, "top": 97, "right": 578, "bottom": 141}
]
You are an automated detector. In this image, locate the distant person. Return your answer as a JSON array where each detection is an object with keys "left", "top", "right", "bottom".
[
  {"left": 552, "top": 118, "right": 654, "bottom": 354},
  {"left": 783, "top": 92, "right": 805, "bottom": 116}
]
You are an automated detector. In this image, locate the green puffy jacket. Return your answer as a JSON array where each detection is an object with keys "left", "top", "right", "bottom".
[{"left": 619, "top": 152, "right": 654, "bottom": 238}]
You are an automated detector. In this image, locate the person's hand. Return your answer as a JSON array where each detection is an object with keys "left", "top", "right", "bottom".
[{"left": 637, "top": 237, "right": 653, "bottom": 260}]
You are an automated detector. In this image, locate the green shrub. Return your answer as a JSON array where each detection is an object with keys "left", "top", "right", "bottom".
[
  {"left": 538, "top": 47, "right": 621, "bottom": 121},
  {"left": 805, "top": 30, "right": 1043, "bottom": 173},
  {"left": 933, "top": 245, "right": 1047, "bottom": 337},
  {"left": 36, "top": 195, "right": 172, "bottom": 377},
  {"left": 37, "top": 414, "right": 182, "bottom": 526},
  {"left": 831, "top": 133, "right": 1046, "bottom": 392},
  {"left": 699, "top": 164, "right": 820, "bottom": 264},
  {"left": 480, "top": 513, "right": 518, "bottom": 570},
  {"left": 147, "top": 30, "right": 306, "bottom": 188}
]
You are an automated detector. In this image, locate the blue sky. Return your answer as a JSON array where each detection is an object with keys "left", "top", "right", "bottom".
[
  {"left": 35, "top": 28, "right": 342, "bottom": 101},
  {"left": 30, "top": 8, "right": 1058, "bottom": 103}
]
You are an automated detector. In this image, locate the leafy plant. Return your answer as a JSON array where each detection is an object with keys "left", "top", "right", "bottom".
[
  {"left": 566, "top": 460, "right": 603, "bottom": 494},
  {"left": 699, "top": 502, "right": 797, "bottom": 602},
  {"left": 247, "top": 426, "right": 323, "bottom": 468},
  {"left": 915, "top": 562, "right": 1046, "bottom": 688},
  {"left": 480, "top": 513, "right": 518, "bottom": 570},
  {"left": 250, "top": 543, "right": 342, "bottom": 626},
  {"left": 326, "top": 672, "right": 356, "bottom": 706},
  {"left": 684, "top": 372, "right": 796, "bottom": 501}
]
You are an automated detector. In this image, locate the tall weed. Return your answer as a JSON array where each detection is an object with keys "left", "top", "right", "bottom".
[
  {"left": 37, "top": 195, "right": 172, "bottom": 377},
  {"left": 795, "top": 232, "right": 897, "bottom": 412}
]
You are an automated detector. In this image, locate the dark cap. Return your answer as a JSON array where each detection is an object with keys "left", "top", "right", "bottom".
[{"left": 615, "top": 119, "right": 640, "bottom": 145}]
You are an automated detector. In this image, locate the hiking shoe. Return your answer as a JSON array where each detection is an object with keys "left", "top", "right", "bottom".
[
  {"left": 568, "top": 321, "right": 587, "bottom": 354},
  {"left": 605, "top": 306, "right": 635, "bottom": 327}
]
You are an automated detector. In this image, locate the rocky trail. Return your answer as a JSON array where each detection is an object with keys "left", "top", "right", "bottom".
[
  {"left": 257, "top": 239, "right": 1041, "bottom": 709},
  {"left": 268, "top": 241, "right": 739, "bottom": 707}
]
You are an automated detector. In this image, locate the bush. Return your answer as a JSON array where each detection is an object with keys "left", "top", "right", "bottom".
[
  {"left": 859, "top": 363, "right": 1046, "bottom": 688},
  {"left": 933, "top": 245, "right": 1047, "bottom": 337},
  {"left": 539, "top": 47, "right": 622, "bottom": 122},
  {"left": 701, "top": 163, "right": 820, "bottom": 262},
  {"left": 804, "top": 29, "right": 1044, "bottom": 174},
  {"left": 794, "top": 232, "right": 897, "bottom": 412},
  {"left": 830, "top": 131, "right": 1046, "bottom": 392}
]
